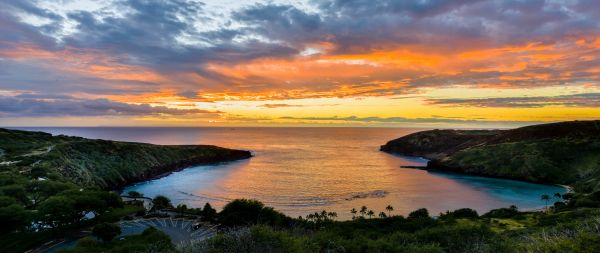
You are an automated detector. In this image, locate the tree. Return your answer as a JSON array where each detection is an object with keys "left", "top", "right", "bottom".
[
  {"left": 541, "top": 194, "right": 550, "bottom": 211},
  {"left": 408, "top": 208, "right": 429, "bottom": 219},
  {"left": 378, "top": 212, "right": 387, "bottom": 218},
  {"left": 176, "top": 204, "right": 188, "bottom": 216},
  {"left": 92, "top": 223, "right": 121, "bottom": 243},
  {"left": 152, "top": 195, "right": 172, "bottom": 211},
  {"left": 0, "top": 184, "right": 28, "bottom": 205},
  {"left": 385, "top": 205, "right": 394, "bottom": 217},
  {"left": 0, "top": 204, "right": 29, "bottom": 233},
  {"left": 200, "top": 203, "right": 216, "bottom": 222},
  {"left": 218, "top": 199, "right": 290, "bottom": 227},
  {"left": 350, "top": 208, "right": 357, "bottom": 219},
  {"left": 321, "top": 210, "right": 328, "bottom": 220},
  {"left": 128, "top": 191, "right": 143, "bottom": 200},
  {"left": 327, "top": 211, "right": 337, "bottom": 220},
  {"left": 28, "top": 180, "right": 75, "bottom": 207},
  {"left": 553, "top": 192, "right": 562, "bottom": 199},
  {"left": 0, "top": 196, "right": 17, "bottom": 207},
  {"left": 367, "top": 210, "right": 374, "bottom": 219},
  {"left": 359, "top": 206, "right": 368, "bottom": 218},
  {"left": 65, "top": 190, "right": 107, "bottom": 217},
  {"left": 37, "top": 196, "right": 77, "bottom": 228}
]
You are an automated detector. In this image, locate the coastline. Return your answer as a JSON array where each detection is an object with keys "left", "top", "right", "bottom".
[
  {"left": 389, "top": 152, "right": 573, "bottom": 194},
  {"left": 112, "top": 152, "right": 252, "bottom": 191}
]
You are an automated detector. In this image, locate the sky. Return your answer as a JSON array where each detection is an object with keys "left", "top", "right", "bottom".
[{"left": 0, "top": 0, "right": 599, "bottom": 127}]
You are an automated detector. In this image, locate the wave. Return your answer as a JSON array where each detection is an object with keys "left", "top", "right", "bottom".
[{"left": 345, "top": 190, "right": 389, "bottom": 201}]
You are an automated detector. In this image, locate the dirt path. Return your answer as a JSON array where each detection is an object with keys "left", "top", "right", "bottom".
[{"left": 21, "top": 145, "right": 55, "bottom": 157}]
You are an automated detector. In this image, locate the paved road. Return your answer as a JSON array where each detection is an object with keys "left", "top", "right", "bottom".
[{"left": 119, "top": 218, "right": 217, "bottom": 247}]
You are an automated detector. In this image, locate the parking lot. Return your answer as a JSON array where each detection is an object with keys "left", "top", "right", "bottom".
[{"left": 119, "top": 218, "right": 217, "bottom": 246}]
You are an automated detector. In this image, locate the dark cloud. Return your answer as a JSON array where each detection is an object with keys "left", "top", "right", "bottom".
[
  {"left": 426, "top": 93, "right": 600, "bottom": 108},
  {"left": 260, "top": 104, "right": 305, "bottom": 108},
  {"left": 1, "top": 0, "right": 600, "bottom": 99},
  {"left": 176, "top": 90, "right": 199, "bottom": 99},
  {"left": 0, "top": 95, "right": 218, "bottom": 117},
  {"left": 0, "top": 6, "right": 58, "bottom": 52},
  {"left": 316, "top": 0, "right": 480, "bottom": 17},
  {"left": 61, "top": 0, "right": 298, "bottom": 73},
  {"left": 0, "top": 58, "right": 161, "bottom": 95},
  {"left": 233, "top": 4, "right": 322, "bottom": 47},
  {"left": 277, "top": 115, "right": 543, "bottom": 126},
  {"left": 258, "top": 103, "right": 339, "bottom": 108}
]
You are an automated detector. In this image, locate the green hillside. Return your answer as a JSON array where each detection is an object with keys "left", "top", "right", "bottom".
[
  {"left": 381, "top": 120, "right": 600, "bottom": 192},
  {"left": 0, "top": 128, "right": 251, "bottom": 189}
]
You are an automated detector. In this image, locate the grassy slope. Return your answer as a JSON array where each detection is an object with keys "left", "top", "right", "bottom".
[
  {"left": 381, "top": 120, "right": 600, "bottom": 192},
  {"left": 0, "top": 128, "right": 251, "bottom": 189}
]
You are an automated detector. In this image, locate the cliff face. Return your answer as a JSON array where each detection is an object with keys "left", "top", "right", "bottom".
[
  {"left": 381, "top": 121, "right": 600, "bottom": 192},
  {"left": 380, "top": 129, "right": 500, "bottom": 160},
  {"left": 0, "top": 128, "right": 251, "bottom": 189}
]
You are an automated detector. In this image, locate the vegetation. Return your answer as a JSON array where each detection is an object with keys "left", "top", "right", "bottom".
[
  {"left": 0, "top": 128, "right": 251, "bottom": 188},
  {"left": 152, "top": 195, "right": 173, "bottom": 210},
  {"left": 58, "top": 227, "right": 176, "bottom": 253},
  {"left": 92, "top": 223, "right": 121, "bottom": 243},
  {"left": 3, "top": 122, "right": 600, "bottom": 252},
  {"left": 218, "top": 199, "right": 293, "bottom": 227},
  {"left": 381, "top": 120, "right": 600, "bottom": 192},
  {"left": 176, "top": 199, "right": 600, "bottom": 253},
  {"left": 0, "top": 128, "right": 250, "bottom": 252}
]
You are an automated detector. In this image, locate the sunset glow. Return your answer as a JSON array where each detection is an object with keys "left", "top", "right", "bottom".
[{"left": 1, "top": 0, "right": 599, "bottom": 127}]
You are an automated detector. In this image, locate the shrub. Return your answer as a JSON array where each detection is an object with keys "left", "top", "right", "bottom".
[
  {"left": 482, "top": 207, "right": 519, "bottom": 218},
  {"left": 92, "top": 223, "right": 121, "bottom": 243},
  {"left": 152, "top": 195, "right": 172, "bottom": 210},
  {"left": 76, "top": 236, "right": 97, "bottom": 248},
  {"left": 408, "top": 208, "right": 429, "bottom": 219},
  {"left": 201, "top": 202, "right": 217, "bottom": 222},
  {"left": 218, "top": 199, "right": 292, "bottom": 227},
  {"left": 440, "top": 208, "right": 479, "bottom": 219}
]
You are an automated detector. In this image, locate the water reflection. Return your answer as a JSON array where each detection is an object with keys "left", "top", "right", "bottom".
[{"left": 22, "top": 127, "right": 566, "bottom": 219}]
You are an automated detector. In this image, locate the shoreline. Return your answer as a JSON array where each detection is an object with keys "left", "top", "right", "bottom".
[
  {"left": 387, "top": 150, "right": 572, "bottom": 190},
  {"left": 380, "top": 150, "right": 575, "bottom": 193},
  {"left": 112, "top": 154, "right": 252, "bottom": 191},
  {"left": 386, "top": 150, "right": 574, "bottom": 196}
]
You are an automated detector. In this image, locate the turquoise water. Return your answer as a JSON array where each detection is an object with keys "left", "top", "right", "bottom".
[{"left": 24, "top": 127, "right": 566, "bottom": 219}]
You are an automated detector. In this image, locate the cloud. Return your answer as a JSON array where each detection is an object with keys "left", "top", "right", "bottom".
[
  {"left": 260, "top": 104, "right": 305, "bottom": 108},
  {"left": 0, "top": 95, "right": 218, "bottom": 117},
  {"left": 258, "top": 103, "right": 338, "bottom": 108},
  {"left": 276, "top": 115, "right": 543, "bottom": 126},
  {"left": 426, "top": 93, "right": 600, "bottom": 108},
  {"left": 0, "top": 0, "right": 600, "bottom": 104}
]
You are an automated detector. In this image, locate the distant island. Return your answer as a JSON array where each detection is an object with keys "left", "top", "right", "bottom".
[
  {"left": 381, "top": 120, "right": 600, "bottom": 193},
  {"left": 0, "top": 128, "right": 251, "bottom": 189}
]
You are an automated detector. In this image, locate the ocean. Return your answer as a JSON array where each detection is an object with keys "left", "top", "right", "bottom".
[{"left": 19, "top": 127, "right": 566, "bottom": 219}]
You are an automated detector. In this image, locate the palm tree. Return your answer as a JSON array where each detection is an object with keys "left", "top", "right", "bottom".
[
  {"left": 360, "top": 206, "right": 368, "bottom": 218},
  {"left": 328, "top": 212, "right": 337, "bottom": 220},
  {"left": 378, "top": 212, "right": 387, "bottom": 218},
  {"left": 385, "top": 205, "right": 394, "bottom": 217},
  {"left": 541, "top": 194, "right": 550, "bottom": 211},
  {"left": 350, "top": 208, "right": 357, "bottom": 219},
  {"left": 554, "top": 193, "right": 562, "bottom": 199},
  {"left": 367, "top": 210, "right": 374, "bottom": 219}
]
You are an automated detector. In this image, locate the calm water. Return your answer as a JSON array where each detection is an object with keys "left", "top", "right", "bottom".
[{"left": 21, "top": 127, "right": 566, "bottom": 219}]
